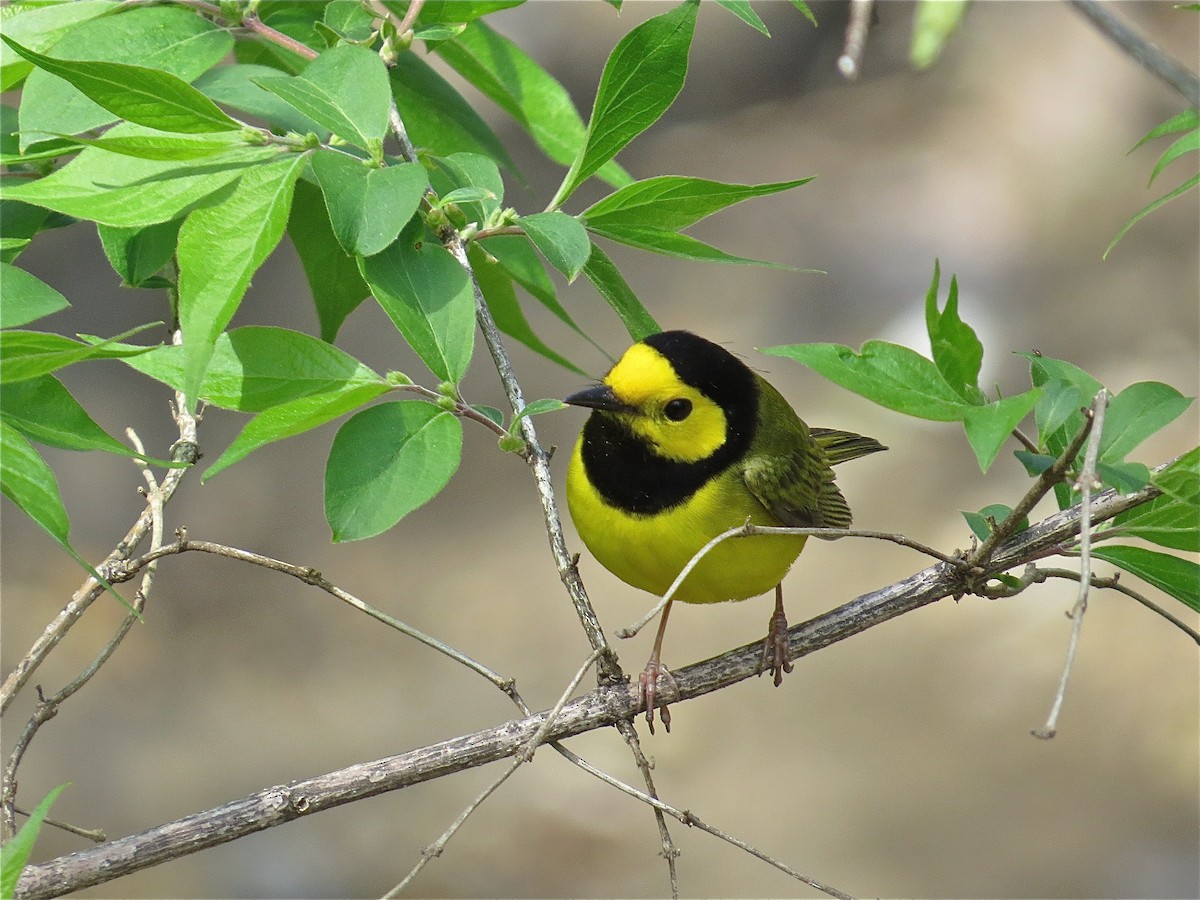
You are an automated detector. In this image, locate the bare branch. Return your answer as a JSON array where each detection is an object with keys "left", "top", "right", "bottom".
[
  {"left": 1069, "top": 0, "right": 1200, "bottom": 107},
  {"left": 381, "top": 648, "right": 604, "bottom": 897},
  {"left": 13, "top": 471, "right": 1164, "bottom": 899}
]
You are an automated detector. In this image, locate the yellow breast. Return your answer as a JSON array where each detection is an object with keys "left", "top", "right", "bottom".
[{"left": 566, "top": 437, "right": 806, "bottom": 604}]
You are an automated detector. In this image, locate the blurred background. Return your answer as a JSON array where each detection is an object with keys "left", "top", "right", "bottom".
[{"left": 3, "top": 1, "right": 1198, "bottom": 897}]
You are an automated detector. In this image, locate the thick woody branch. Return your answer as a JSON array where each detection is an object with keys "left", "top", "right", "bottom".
[{"left": 14, "top": 472, "right": 1163, "bottom": 899}]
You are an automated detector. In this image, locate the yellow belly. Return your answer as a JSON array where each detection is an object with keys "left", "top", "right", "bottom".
[{"left": 566, "top": 438, "right": 806, "bottom": 603}]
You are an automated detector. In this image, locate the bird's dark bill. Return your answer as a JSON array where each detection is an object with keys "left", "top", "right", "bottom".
[{"left": 563, "top": 384, "right": 634, "bottom": 414}]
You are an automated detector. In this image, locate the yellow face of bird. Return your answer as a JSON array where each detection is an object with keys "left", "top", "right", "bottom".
[{"left": 602, "top": 342, "right": 729, "bottom": 463}]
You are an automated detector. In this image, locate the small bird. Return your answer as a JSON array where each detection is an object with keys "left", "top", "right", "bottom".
[{"left": 564, "top": 330, "right": 885, "bottom": 731}]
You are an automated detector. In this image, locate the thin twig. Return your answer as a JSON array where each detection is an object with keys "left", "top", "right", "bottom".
[
  {"left": 1024, "top": 566, "right": 1200, "bottom": 645},
  {"left": 838, "top": 0, "right": 874, "bottom": 80},
  {"left": 121, "top": 537, "right": 515, "bottom": 692},
  {"left": 441, "top": 231, "right": 621, "bottom": 681},
  {"left": 0, "top": 379, "right": 199, "bottom": 715},
  {"left": 381, "top": 648, "right": 604, "bottom": 898},
  {"left": 613, "top": 719, "right": 680, "bottom": 897},
  {"left": 969, "top": 410, "right": 1094, "bottom": 570},
  {"left": 240, "top": 11, "right": 318, "bottom": 61},
  {"left": 554, "top": 741, "right": 854, "bottom": 900},
  {"left": 1069, "top": 0, "right": 1200, "bottom": 107},
  {"left": 11, "top": 807, "right": 106, "bottom": 844},
  {"left": 618, "top": 523, "right": 966, "bottom": 640},
  {"left": 1, "top": 372, "right": 198, "bottom": 839},
  {"left": 12, "top": 471, "right": 1166, "bottom": 898},
  {"left": 1033, "top": 390, "right": 1108, "bottom": 739}
]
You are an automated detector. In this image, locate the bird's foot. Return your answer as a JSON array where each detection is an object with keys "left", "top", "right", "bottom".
[
  {"left": 760, "top": 604, "right": 794, "bottom": 687},
  {"left": 638, "top": 658, "right": 678, "bottom": 734}
]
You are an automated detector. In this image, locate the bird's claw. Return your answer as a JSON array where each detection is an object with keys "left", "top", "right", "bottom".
[
  {"left": 638, "top": 659, "right": 677, "bottom": 734},
  {"left": 760, "top": 604, "right": 794, "bottom": 687}
]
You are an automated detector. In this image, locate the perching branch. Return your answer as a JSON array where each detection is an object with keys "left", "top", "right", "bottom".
[{"left": 12, "top": 471, "right": 1165, "bottom": 900}]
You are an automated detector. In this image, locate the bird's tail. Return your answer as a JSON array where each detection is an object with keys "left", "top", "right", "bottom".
[{"left": 811, "top": 428, "right": 887, "bottom": 465}]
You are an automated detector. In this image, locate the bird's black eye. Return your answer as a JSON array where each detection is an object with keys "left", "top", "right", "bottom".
[{"left": 664, "top": 398, "right": 692, "bottom": 421}]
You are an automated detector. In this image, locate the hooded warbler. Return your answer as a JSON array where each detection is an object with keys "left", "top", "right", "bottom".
[{"left": 564, "top": 330, "right": 885, "bottom": 730}]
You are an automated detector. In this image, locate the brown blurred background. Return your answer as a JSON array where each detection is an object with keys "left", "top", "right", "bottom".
[{"left": 3, "top": 2, "right": 1198, "bottom": 897}]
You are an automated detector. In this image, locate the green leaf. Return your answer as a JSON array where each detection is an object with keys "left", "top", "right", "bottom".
[
  {"left": 1, "top": 374, "right": 135, "bottom": 457},
  {"left": 553, "top": 0, "right": 699, "bottom": 207},
  {"left": 433, "top": 21, "right": 632, "bottom": 189},
  {"left": 714, "top": 0, "right": 770, "bottom": 35},
  {"left": 0, "top": 262, "right": 69, "bottom": 328},
  {"left": 203, "top": 381, "right": 390, "bottom": 480},
  {"left": 1014, "top": 450, "right": 1056, "bottom": 477},
  {"left": 255, "top": 44, "right": 390, "bottom": 150},
  {"left": 287, "top": 180, "right": 371, "bottom": 342},
  {"left": 962, "top": 390, "right": 1042, "bottom": 472},
  {"left": 1131, "top": 108, "right": 1198, "bottom": 151},
  {"left": 2, "top": 124, "right": 278, "bottom": 227},
  {"left": 15, "top": 7, "right": 233, "bottom": 146},
  {"left": 518, "top": 211, "right": 591, "bottom": 281},
  {"left": 510, "top": 398, "right": 567, "bottom": 432},
  {"left": 2, "top": 34, "right": 241, "bottom": 135},
  {"left": 582, "top": 175, "right": 812, "bottom": 231},
  {"left": 468, "top": 244, "right": 586, "bottom": 375},
  {"left": 762, "top": 340, "right": 969, "bottom": 421},
  {"left": 589, "top": 223, "right": 798, "bottom": 268},
  {"left": 1024, "top": 353, "right": 1104, "bottom": 459},
  {"left": 413, "top": 0, "right": 525, "bottom": 26},
  {"left": 122, "top": 326, "right": 386, "bottom": 412},
  {"left": 96, "top": 220, "right": 181, "bottom": 287},
  {"left": 360, "top": 228, "right": 476, "bottom": 383},
  {"left": 311, "top": 150, "right": 427, "bottom": 257},
  {"left": 0, "top": 419, "right": 70, "bottom": 544},
  {"left": 1148, "top": 126, "right": 1198, "bottom": 185},
  {"left": 1032, "top": 378, "right": 1085, "bottom": 451},
  {"left": 1095, "top": 459, "right": 1152, "bottom": 494},
  {"left": 0, "top": 784, "right": 68, "bottom": 899},
  {"left": 472, "top": 404, "right": 504, "bottom": 427},
  {"left": 924, "top": 260, "right": 983, "bottom": 402},
  {"left": 194, "top": 63, "right": 328, "bottom": 138},
  {"left": 389, "top": 52, "right": 517, "bottom": 173},
  {"left": 910, "top": 0, "right": 968, "bottom": 69},
  {"left": 581, "top": 242, "right": 660, "bottom": 341},
  {"left": 429, "top": 152, "right": 503, "bottom": 226},
  {"left": 1110, "top": 448, "right": 1199, "bottom": 551},
  {"left": 788, "top": 0, "right": 818, "bottom": 26},
  {"left": 0, "top": 0, "right": 115, "bottom": 90},
  {"left": 1105, "top": 171, "right": 1199, "bottom": 259},
  {"left": 0, "top": 326, "right": 159, "bottom": 384},
  {"left": 177, "top": 154, "right": 305, "bottom": 408},
  {"left": 1099, "top": 381, "right": 1194, "bottom": 462},
  {"left": 962, "top": 503, "right": 1025, "bottom": 542},
  {"left": 56, "top": 130, "right": 250, "bottom": 162},
  {"left": 1152, "top": 446, "right": 1200, "bottom": 506},
  {"left": 1091, "top": 545, "right": 1200, "bottom": 612},
  {"left": 325, "top": 401, "right": 463, "bottom": 541},
  {"left": 484, "top": 235, "right": 572, "bottom": 320},
  {"left": 323, "top": 0, "right": 378, "bottom": 42}
]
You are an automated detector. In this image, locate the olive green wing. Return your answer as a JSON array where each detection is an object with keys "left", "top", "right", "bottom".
[
  {"left": 741, "top": 378, "right": 886, "bottom": 530},
  {"left": 742, "top": 438, "right": 854, "bottom": 529}
]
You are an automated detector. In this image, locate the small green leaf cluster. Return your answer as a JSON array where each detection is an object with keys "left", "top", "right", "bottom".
[
  {"left": 1107, "top": 108, "right": 1199, "bottom": 257},
  {"left": 1, "top": 1, "right": 817, "bottom": 546},
  {"left": 766, "top": 262, "right": 1199, "bottom": 613}
]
